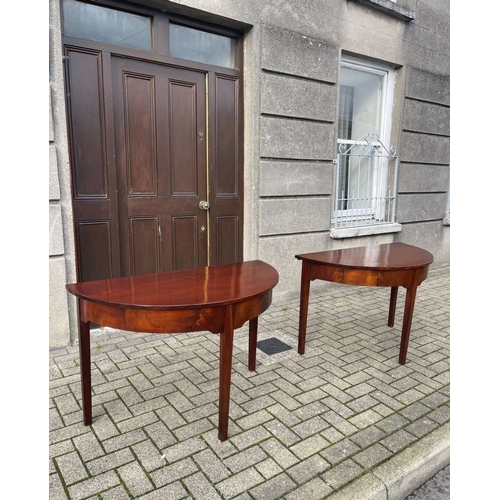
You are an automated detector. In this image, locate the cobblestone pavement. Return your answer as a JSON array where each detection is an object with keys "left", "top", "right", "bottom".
[{"left": 49, "top": 266, "right": 450, "bottom": 500}]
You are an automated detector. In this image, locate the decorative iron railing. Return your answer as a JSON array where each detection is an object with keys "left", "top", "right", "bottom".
[{"left": 333, "top": 133, "right": 399, "bottom": 229}]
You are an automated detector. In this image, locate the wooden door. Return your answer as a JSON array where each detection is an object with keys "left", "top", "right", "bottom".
[
  {"left": 65, "top": 47, "right": 243, "bottom": 282},
  {"left": 112, "top": 57, "right": 208, "bottom": 275}
]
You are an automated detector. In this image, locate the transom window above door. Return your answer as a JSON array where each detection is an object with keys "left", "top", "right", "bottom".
[
  {"left": 62, "top": 0, "right": 238, "bottom": 68},
  {"left": 62, "top": 0, "right": 152, "bottom": 50}
]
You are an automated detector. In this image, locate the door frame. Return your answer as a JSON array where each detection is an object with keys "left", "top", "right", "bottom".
[{"left": 61, "top": 0, "right": 244, "bottom": 280}]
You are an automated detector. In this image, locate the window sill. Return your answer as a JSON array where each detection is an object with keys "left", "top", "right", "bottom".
[
  {"left": 349, "top": 0, "right": 415, "bottom": 22},
  {"left": 330, "top": 222, "right": 402, "bottom": 239}
]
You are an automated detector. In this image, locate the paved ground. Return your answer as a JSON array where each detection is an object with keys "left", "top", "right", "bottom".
[
  {"left": 49, "top": 266, "right": 450, "bottom": 500},
  {"left": 406, "top": 464, "right": 449, "bottom": 499}
]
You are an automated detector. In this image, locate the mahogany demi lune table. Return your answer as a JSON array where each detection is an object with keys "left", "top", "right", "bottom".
[
  {"left": 295, "top": 243, "right": 434, "bottom": 365},
  {"left": 66, "top": 260, "right": 279, "bottom": 442}
]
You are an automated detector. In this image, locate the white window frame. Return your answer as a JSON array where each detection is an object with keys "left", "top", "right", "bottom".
[{"left": 331, "top": 56, "right": 401, "bottom": 238}]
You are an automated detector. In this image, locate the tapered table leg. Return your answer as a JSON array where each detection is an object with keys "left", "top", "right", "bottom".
[
  {"left": 248, "top": 317, "right": 258, "bottom": 371},
  {"left": 298, "top": 263, "right": 311, "bottom": 355},
  {"left": 78, "top": 301, "right": 92, "bottom": 426},
  {"left": 399, "top": 285, "right": 418, "bottom": 365},
  {"left": 388, "top": 286, "right": 398, "bottom": 327},
  {"left": 218, "top": 306, "right": 235, "bottom": 441}
]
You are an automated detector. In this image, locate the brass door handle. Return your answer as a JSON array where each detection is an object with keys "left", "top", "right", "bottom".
[{"left": 199, "top": 200, "right": 210, "bottom": 210}]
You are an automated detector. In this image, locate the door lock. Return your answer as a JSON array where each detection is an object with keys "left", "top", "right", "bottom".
[{"left": 199, "top": 200, "right": 210, "bottom": 210}]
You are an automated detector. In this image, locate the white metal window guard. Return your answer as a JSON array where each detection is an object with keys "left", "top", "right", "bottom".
[{"left": 332, "top": 133, "right": 399, "bottom": 229}]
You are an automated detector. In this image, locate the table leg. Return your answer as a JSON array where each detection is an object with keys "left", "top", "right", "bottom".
[
  {"left": 78, "top": 302, "right": 92, "bottom": 425},
  {"left": 399, "top": 284, "right": 418, "bottom": 365},
  {"left": 388, "top": 286, "right": 398, "bottom": 327},
  {"left": 218, "top": 306, "right": 235, "bottom": 441},
  {"left": 298, "top": 262, "right": 311, "bottom": 355},
  {"left": 248, "top": 317, "right": 258, "bottom": 372}
]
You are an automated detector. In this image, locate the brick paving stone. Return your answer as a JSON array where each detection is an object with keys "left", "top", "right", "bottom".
[
  {"left": 399, "top": 402, "right": 431, "bottom": 421},
  {"left": 320, "top": 439, "right": 361, "bottom": 466},
  {"left": 349, "top": 408, "right": 384, "bottom": 429},
  {"left": 101, "top": 484, "right": 133, "bottom": 500},
  {"left": 406, "top": 416, "right": 439, "bottom": 438},
  {"left": 161, "top": 436, "right": 206, "bottom": 463},
  {"left": 67, "top": 471, "right": 121, "bottom": 500},
  {"left": 380, "top": 428, "right": 418, "bottom": 452},
  {"left": 136, "top": 481, "right": 188, "bottom": 500},
  {"left": 375, "top": 413, "right": 411, "bottom": 433},
  {"left": 87, "top": 448, "right": 135, "bottom": 475},
  {"left": 150, "top": 457, "right": 199, "bottom": 487},
  {"left": 269, "top": 390, "right": 302, "bottom": 411},
  {"left": 55, "top": 450, "right": 89, "bottom": 485},
  {"left": 396, "top": 388, "right": 427, "bottom": 406},
  {"left": 103, "top": 399, "right": 133, "bottom": 422},
  {"left": 350, "top": 425, "right": 387, "bottom": 448},
  {"left": 223, "top": 446, "right": 268, "bottom": 474},
  {"left": 230, "top": 426, "right": 271, "bottom": 451},
  {"left": 172, "top": 417, "right": 214, "bottom": 441},
  {"left": 372, "top": 403, "right": 393, "bottom": 418},
  {"left": 285, "top": 477, "right": 333, "bottom": 500},
  {"left": 118, "top": 461, "right": 154, "bottom": 497},
  {"left": 49, "top": 472, "right": 69, "bottom": 500},
  {"left": 216, "top": 467, "right": 264, "bottom": 499},
  {"left": 102, "top": 428, "right": 148, "bottom": 453},
  {"left": 184, "top": 471, "right": 223, "bottom": 499},
  {"left": 321, "top": 459, "right": 364, "bottom": 490},
  {"left": 260, "top": 438, "right": 300, "bottom": 469},
  {"left": 288, "top": 454, "right": 330, "bottom": 484},
  {"left": 352, "top": 443, "right": 393, "bottom": 469},
  {"left": 144, "top": 420, "right": 177, "bottom": 449},
  {"left": 263, "top": 419, "right": 301, "bottom": 447},
  {"left": 132, "top": 439, "right": 165, "bottom": 472},
  {"left": 346, "top": 394, "right": 379, "bottom": 413},
  {"left": 193, "top": 449, "right": 231, "bottom": 482},
  {"left": 292, "top": 415, "right": 330, "bottom": 439},
  {"left": 321, "top": 410, "right": 358, "bottom": 435},
  {"left": 249, "top": 472, "right": 297, "bottom": 500},
  {"left": 254, "top": 458, "right": 283, "bottom": 479},
  {"left": 49, "top": 422, "right": 92, "bottom": 445},
  {"left": 290, "top": 434, "right": 330, "bottom": 460},
  {"left": 50, "top": 407, "right": 64, "bottom": 431},
  {"left": 156, "top": 404, "right": 188, "bottom": 430},
  {"left": 427, "top": 404, "right": 450, "bottom": 424},
  {"left": 266, "top": 403, "right": 301, "bottom": 426}
]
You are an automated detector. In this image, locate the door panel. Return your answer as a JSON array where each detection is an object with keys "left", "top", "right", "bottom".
[
  {"left": 209, "top": 73, "right": 243, "bottom": 265},
  {"left": 112, "top": 57, "right": 208, "bottom": 275},
  {"left": 65, "top": 46, "right": 120, "bottom": 281}
]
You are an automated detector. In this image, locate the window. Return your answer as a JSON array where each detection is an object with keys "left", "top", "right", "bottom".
[
  {"left": 62, "top": 0, "right": 152, "bottom": 51},
  {"left": 332, "top": 56, "right": 400, "bottom": 236},
  {"left": 169, "top": 23, "right": 236, "bottom": 68}
]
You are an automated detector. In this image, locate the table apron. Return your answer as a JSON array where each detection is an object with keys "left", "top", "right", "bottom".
[
  {"left": 79, "top": 290, "right": 274, "bottom": 334},
  {"left": 306, "top": 263, "right": 429, "bottom": 288}
]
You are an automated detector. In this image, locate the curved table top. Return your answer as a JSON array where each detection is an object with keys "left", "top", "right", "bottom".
[
  {"left": 66, "top": 260, "right": 279, "bottom": 311},
  {"left": 296, "top": 243, "right": 433, "bottom": 271}
]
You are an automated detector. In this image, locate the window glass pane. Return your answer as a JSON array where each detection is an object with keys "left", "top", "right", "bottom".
[
  {"left": 169, "top": 23, "right": 236, "bottom": 68},
  {"left": 63, "top": 0, "right": 151, "bottom": 51},
  {"left": 338, "top": 66, "right": 383, "bottom": 140}
]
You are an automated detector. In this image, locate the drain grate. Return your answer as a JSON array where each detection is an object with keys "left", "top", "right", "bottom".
[{"left": 257, "top": 337, "right": 293, "bottom": 355}]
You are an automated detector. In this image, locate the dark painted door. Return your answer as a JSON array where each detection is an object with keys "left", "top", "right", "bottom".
[
  {"left": 112, "top": 57, "right": 208, "bottom": 275},
  {"left": 66, "top": 49, "right": 243, "bottom": 282}
]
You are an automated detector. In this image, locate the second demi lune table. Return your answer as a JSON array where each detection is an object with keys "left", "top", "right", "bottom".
[
  {"left": 66, "top": 260, "right": 279, "bottom": 441},
  {"left": 295, "top": 243, "right": 434, "bottom": 365}
]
